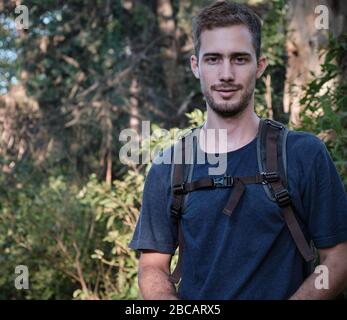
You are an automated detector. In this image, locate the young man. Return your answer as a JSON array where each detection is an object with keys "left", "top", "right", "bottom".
[{"left": 128, "top": 1, "right": 347, "bottom": 299}]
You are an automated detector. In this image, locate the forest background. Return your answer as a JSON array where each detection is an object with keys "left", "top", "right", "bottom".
[{"left": 0, "top": 0, "right": 346, "bottom": 299}]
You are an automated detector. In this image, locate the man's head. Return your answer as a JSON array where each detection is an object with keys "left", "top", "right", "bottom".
[{"left": 190, "top": 0, "right": 267, "bottom": 118}]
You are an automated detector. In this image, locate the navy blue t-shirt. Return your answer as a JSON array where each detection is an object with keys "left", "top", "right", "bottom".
[{"left": 128, "top": 130, "right": 347, "bottom": 299}]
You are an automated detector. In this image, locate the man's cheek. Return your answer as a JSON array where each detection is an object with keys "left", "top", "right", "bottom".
[{"left": 200, "top": 77, "right": 209, "bottom": 90}]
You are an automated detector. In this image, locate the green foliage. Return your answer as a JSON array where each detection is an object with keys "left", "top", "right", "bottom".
[
  {"left": 255, "top": 0, "right": 287, "bottom": 122},
  {"left": 0, "top": 109, "right": 200, "bottom": 299},
  {"left": 298, "top": 35, "right": 347, "bottom": 189},
  {"left": 261, "top": 0, "right": 287, "bottom": 67},
  {"left": 298, "top": 35, "right": 347, "bottom": 295},
  {"left": 0, "top": 12, "right": 18, "bottom": 94},
  {"left": 140, "top": 109, "right": 206, "bottom": 174},
  {"left": 0, "top": 170, "right": 142, "bottom": 299},
  {"left": 185, "top": 108, "right": 206, "bottom": 127},
  {"left": 76, "top": 172, "right": 143, "bottom": 299},
  {"left": 0, "top": 174, "right": 93, "bottom": 299},
  {"left": 1, "top": 0, "right": 346, "bottom": 301}
]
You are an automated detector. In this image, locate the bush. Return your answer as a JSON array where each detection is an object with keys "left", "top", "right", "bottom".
[
  {"left": 0, "top": 110, "right": 204, "bottom": 300},
  {"left": 298, "top": 35, "right": 347, "bottom": 189}
]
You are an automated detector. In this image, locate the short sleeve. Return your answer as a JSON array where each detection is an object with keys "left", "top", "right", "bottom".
[
  {"left": 128, "top": 162, "right": 178, "bottom": 254},
  {"left": 302, "top": 140, "right": 347, "bottom": 248}
]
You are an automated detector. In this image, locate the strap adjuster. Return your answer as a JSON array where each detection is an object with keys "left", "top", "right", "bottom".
[
  {"left": 170, "top": 205, "right": 182, "bottom": 219},
  {"left": 265, "top": 119, "right": 284, "bottom": 130},
  {"left": 261, "top": 171, "right": 280, "bottom": 183},
  {"left": 172, "top": 183, "right": 186, "bottom": 195},
  {"left": 274, "top": 189, "right": 291, "bottom": 207},
  {"left": 213, "top": 176, "right": 234, "bottom": 188}
]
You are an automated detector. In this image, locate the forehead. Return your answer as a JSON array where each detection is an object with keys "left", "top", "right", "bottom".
[{"left": 199, "top": 25, "right": 255, "bottom": 57}]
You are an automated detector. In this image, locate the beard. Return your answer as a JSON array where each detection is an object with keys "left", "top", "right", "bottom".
[{"left": 203, "top": 80, "right": 255, "bottom": 118}]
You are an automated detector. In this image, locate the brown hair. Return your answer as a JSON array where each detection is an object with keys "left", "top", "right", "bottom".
[{"left": 192, "top": 0, "right": 262, "bottom": 60}]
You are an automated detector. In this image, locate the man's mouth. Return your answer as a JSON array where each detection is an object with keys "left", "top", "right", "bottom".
[
  {"left": 215, "top": 88, "right": 239, "bottom": 92},
  {"left": 213, "top": 86, "right": 241, "bottom": 99},
  {"left": 213, "top": 85, "right": 242, "bottom": 91}
]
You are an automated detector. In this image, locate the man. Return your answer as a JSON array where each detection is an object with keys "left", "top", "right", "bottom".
[{"left": 128, "top": 0, "right": 347, "bottom": 299}]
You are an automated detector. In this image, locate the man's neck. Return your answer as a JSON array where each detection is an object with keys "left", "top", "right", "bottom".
[{"left": 200, "top": 104, "right": 260, "bottom": 154}]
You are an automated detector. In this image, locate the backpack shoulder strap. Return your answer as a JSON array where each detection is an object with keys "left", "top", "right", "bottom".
[
  {"left": 257, "top": 118, "right": 289, "bottom": 201},
  {"left": 169, "top": 125, "right": 201, "bottom": 284},
  {"left": 170, "top": 126, "right": 202, "bottom": 217},
  {"left": 259, "top": 118, "right": 315, "bottom": 262}
]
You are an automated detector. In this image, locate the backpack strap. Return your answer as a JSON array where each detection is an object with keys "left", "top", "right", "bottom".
[
  {"left": 168, "top": 135, "right": 186, "bottom": 284},
  {"left": 168, "top": 119, "right": 315, "bottom": 284},
  {"left": 257, "top": 118, "right": 289, "bottom": 199},
  {"left": 262, "top": 119, "right": 315, "bottom": 262},
  {"left": 170, "top": 128, "right": 199, "bottom": 219},
  {"left": 169, "top": 127, "right": 201, "bottom": 284}
]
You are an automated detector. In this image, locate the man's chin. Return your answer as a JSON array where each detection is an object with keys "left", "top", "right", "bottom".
[
  {"left": 204, "top": 90, "right": 251, "bottom": 118},
  {"left": 211, "top": 93, "right": 238, "bottom": 106},
  {"left": 208, "top": 104, "right": 244, "bottom": 118}
]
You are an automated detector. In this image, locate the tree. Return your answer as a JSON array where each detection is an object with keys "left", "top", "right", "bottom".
[{"left": 284, "top": 0, "right": 347, "bottom": 126}]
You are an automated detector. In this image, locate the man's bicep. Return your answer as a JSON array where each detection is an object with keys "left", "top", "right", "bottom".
[
  {"left": 139, "top": 249, "right": 172, "bottom": 274},
  {"left": 303, "top": 143, "right": 347, "bottom": 248},
  {"left": 318, "top": 240, "right": 347, "bottom": 261},
  {"left": 128, "top": 163, "right": 178, "bottom": 254}
]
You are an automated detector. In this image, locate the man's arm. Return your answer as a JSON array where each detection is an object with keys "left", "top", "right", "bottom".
[
  {"left": 138, "top": 250, "right": 179, "bottom": 300},
  {"left": 290, "top": 241, "right": 347, "bottom": 300}
]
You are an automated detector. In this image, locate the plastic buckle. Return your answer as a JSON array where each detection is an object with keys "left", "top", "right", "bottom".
[
  {"left": 274, "top": 189, "right": 291, "bottom": 207},
  {"left": 172, "top": 183, "right": 186, "bottom": 195},
  {"left": 265, "top": 119, "right": 283, "bottom": 130},
  {"left": 261, "top": 171, "right": 280, "bottom": 183},
  {"left": 213, "top": 176, "right": 234, "bottom": 188},
  {"left": 170, "top": 205, "right": 182, "bottom": 219}
]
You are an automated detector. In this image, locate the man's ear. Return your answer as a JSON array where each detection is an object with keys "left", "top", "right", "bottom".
[
  {"left": 256, "top": 56, "right": 267, "bottom": 79},
  {"left": 190, "top": 55, "right": 200, "bottom": 79}
]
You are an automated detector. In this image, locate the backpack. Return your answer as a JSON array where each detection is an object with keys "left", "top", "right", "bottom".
[{"left": 168, "top": 118, "right": 315, "bottom": 284}]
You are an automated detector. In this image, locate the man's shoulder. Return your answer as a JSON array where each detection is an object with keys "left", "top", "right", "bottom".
[
  {"left": 147, "top": 145, "right": 175, "bottom": 185},
  {"left": 286, "top": 129, "right": 326, "bottom": 157},
  {"left": 148, "top": 130, "right": 201, "bottom": 186}
]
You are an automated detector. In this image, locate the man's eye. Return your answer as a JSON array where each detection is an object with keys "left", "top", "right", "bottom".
[
  {"left": 206, "top": 57, "right": 219, "bottom": 64},
  {"left": 235, "top": 57, "right": 247, "bottom": 64}
]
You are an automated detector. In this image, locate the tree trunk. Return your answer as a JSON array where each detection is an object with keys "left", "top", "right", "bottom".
[
  {"left": 330, "top": 0, "right": 347, "bottom": 78},
  {"left": 284, "top": 0, "right": 347, "bottom": 126},
  {"left": 156, "top": 0, "right": 179, "bottom": 111},
  {"left": 284, "top": 0, "right": 327, "bottom": 126}
]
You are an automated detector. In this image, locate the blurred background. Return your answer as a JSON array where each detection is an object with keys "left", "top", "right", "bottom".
[{"left": 0, "top": 0, "right": 346, "bottom": 299}]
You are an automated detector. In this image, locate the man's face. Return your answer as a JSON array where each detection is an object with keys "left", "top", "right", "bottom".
[{"left": 191, "top": 25, "right": 266, "bottom": 118}]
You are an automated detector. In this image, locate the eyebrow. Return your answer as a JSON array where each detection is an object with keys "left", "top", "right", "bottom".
[{"left": 202, "top": 52, "right": 252, "bottom": 59}]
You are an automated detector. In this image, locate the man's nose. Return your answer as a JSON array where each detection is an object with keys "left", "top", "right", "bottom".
[{"left": 219, "top": 61, "right": 235, "bottom": 82}]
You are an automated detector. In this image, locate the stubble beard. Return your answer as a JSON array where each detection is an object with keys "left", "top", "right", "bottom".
[{"left": 203, "top": 80, "right": 255, "bottom": 118}]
